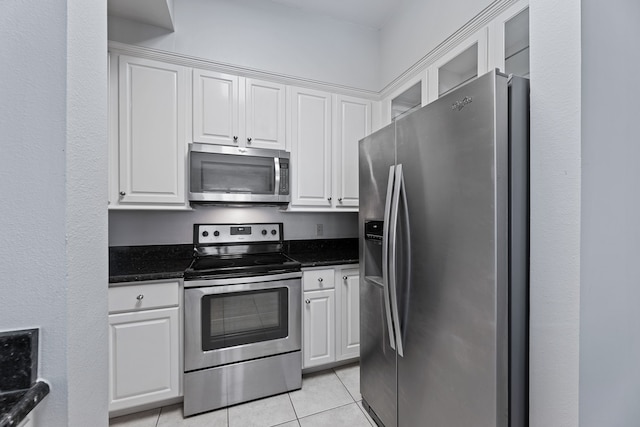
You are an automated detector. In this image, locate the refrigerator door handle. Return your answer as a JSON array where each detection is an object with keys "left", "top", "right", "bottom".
[
  {"left": 389, "top": 164, "right": 405, "bottom": 357},
  {"left": 382, "top": 165, "right": 397, "bottom": 351}
]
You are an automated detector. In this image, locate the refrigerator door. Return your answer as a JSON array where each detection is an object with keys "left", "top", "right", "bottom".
[
  {"left": 395, "top": 71, "right": 509, "bottom": 427},
  {"left": 359, "top": 123, "right": 398, "bottom": 427}
]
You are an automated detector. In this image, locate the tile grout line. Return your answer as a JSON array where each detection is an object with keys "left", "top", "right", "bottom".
[
  {"left": 155, "top": 406, "right": 162, "bottom": 427},
  {"left": 297, "top": 401, "right": 362, "bottom": 423},
  {"left": 287, "top": 391, "right": 300, "bottom": 422},
  {"left": 332, "top": 366, "right": 357, "bottom": 403}
]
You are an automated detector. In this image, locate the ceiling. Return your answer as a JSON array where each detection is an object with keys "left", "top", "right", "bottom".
[{"left": 268, "top": 0, "right": 399, "bottom": 29}]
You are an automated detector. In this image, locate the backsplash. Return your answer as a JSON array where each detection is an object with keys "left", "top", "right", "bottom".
[{"left": 109, "top": 206, "right": 358, "bottom": 246}]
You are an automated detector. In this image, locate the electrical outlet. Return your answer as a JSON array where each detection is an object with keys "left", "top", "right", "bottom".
[{"left": 316, "top": 223, "right": 323, "bottom": 236}]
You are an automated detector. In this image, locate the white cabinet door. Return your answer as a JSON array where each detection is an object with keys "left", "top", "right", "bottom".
[
  {"left": 289, "top": 87, "right": 332, "bottom": 208},
  {"left": 245, "top": 78, "right": 286, "bottom": 150},
  {"left": 108, "top": 307, "right": 180, "bottom": 412},
  {"left": 333, "top": 95, "right": 371, "bottom": 209},
  {"left": 193, "top": 69, "right": 240, "bottom": 146},
  {"left": 426, "top": 28, "right": 489, "bottom": 104},
  {"left": 336, "top": 268, "right": 360, "bottom": 361},
  {"left": 117, "top": 56, "right": 187, "bottom": 206},
  {"left": 303, "top": 289, "right": 336, "bottom": 368},
  {"left": 489, "top": 0, "right": 529, "bottom": 78}
]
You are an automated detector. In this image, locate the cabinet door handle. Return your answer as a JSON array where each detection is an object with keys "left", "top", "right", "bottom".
[
  {"left": 247, "top": 137, "right": 252, "bottom": 144},
  {"left": 318, "top": 277, "right": 323, "bottom": 283},
  {"left": 119, "top": 191, "right": 126, "bottom": 196},
  {"left": 343, "top": 276, "right": 348, "bottom": 280},
  {"left": 305, "top": 299, "right": 311, "bottom": 304},
  {"left": 136, "top": 294, "right": 144, "bottom": 301},
  {"left": 328, "top": 197, "right": 332, "bottom": 202},
  {"left": 338, "top": 198, "right": 343, "bottom": 203},
  {"left": 233, "top": 136, "right": 238, "bottom": 143}
]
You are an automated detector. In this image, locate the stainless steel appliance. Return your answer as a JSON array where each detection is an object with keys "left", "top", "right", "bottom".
[
  {"left": 183, "top": 223, "right": 302, "bottom": 417},
  {"left": 189, "top": 143, "right": 290, "bottom": 205},
  {"left": 359, "top": 70, "right": 529, "bottom": 427}
]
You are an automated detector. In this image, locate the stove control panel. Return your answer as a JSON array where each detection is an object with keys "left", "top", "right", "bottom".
[{"left": 195, "top": 223, "right": 282, "bottom": 244}]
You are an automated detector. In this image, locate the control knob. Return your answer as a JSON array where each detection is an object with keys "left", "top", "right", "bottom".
[
  {"left": 271, "top": 229, "right": 277, "bottom": 235},
  {"left": 213, "top": 231, "right": 220, "bottom": 237},
  {"left": 202, "top": 231, "right": 209, "bottom": 237},
  {"left": 262, "top": 229, "right": 267, "bottom": 235}
]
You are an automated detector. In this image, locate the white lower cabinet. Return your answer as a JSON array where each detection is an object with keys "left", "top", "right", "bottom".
[
  {"left": 302, "top": 265, "right": 359, "bottom": 369},
  {"left": 336, "top": 267, "right": 360, "bottom": 360},
  {"left": 303, "top": 288, "right": 336, "bottom": 368},
  {"left": 108, "top": 280, "right": 181, "bottom": 413}
]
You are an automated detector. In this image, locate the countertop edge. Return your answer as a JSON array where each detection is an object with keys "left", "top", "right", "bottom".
[{"left": 0, "top": 381, "right": 49, "bottom": 427}]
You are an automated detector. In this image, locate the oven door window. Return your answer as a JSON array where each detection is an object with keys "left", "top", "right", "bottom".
[
  {"left": 201, "top": 288, "right": 288, "bottom": 351},
  {"left": 190, "top": 152, "right": 275, "bottom": 194}
]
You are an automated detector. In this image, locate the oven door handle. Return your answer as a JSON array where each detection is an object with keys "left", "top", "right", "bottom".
[{"left": 184, "top": 271, "right": 302, "bottom": 289}]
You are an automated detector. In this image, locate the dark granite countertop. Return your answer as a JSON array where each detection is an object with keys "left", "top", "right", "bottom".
[
  {"left": 109, "top": 239, "right": 359, "bottom": 283},
  {"left": 109, "top": 244, "right": 193, "bottom": 283},
  {"left": 0, "top": 381, "right": 49, "bottom": 427},
  {"left": 0, "top": 330, "right": 49, "bottom": 427},
  {"left": 286, "top": 238, "right": 359, "bottom": 268}
]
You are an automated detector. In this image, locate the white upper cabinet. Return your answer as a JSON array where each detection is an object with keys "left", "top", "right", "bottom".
[
  {"left": 192, "top": 69, "right": 240, "bottom": 146},
  {"left": 193, "top": 70, "right": 286, "bottom": 150},
  {"left": 289, "top": 86, "right": 333, "bottom": 208},
  {"left": 245, "top": 78, "right": 286, "bottom": 150},
  {"left": 333, "top": 95, "right": 371, "bottom": 209},
  {"left": 113, "top": 55, "right": 188, "bottom": 208},
  {"left": 426, "top": 28, "right": 489, "bottom": 104},
  {"left": 489, "top": 0, "right": 530, "bottom": 78}
]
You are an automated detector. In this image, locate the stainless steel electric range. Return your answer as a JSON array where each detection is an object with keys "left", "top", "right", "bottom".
[{"left": 183, "top": 223, "right": 302, "bottom": 417}]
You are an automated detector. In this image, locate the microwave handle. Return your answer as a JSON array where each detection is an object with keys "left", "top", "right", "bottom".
[{"left": 274, "top": 157, "right": 281, "bottom": 196}]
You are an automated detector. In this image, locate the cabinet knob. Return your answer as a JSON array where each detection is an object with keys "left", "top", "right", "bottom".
[
  {"left": 233, "top": 136, "right": 238, "bottom": 143},
  {"left": 338, "top": 198, "right": 343, "bottom": 203},
  {"left": 328, "top": 197, "right": 332, "bottom": 202},
  {"left": 247, "top": 137, "right": 252, "bottom": 144},
  {"left": 318, "top": 277, "right": 323, "bottom": 283},
  {"left": 343, "top": 276, "right": 348, "bottom": 280},
  {"left": 136, "top": 294, "right": 144, "bottom": 301},
  {"left": 119, "top": 191, "right": 126, "bottom": 196},
  {"left": 305, "top": 299, "right": 311, "bottom": 304}
]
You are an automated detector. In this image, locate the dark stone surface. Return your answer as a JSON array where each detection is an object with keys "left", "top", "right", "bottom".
[
  {"left": 0, "top": 330, "right": 37, "bottom": 393},
  {"left": 108, "top": 239, "right": 360, "bottom": 282},
  {"left": 286, "top": 238, "right": 359, "bottom": 267},
  {"left": 0, "top": 381, "right": 49, "bottom": 427},
  {"left": 109, "top": 244, "right": 193, "bottom": 283},
  {"left": 0, "top": 330, "right": 48, "bottom": 427}
]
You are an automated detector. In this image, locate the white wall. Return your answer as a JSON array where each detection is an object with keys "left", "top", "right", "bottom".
[
  {"left": 66, "top": 1, "right": 110, "bottom": 425},
  {"left": 108, "top": 0, "right": 380, "bottom": 91},
  {"left": 109, "top": 208, "right": 358, "bottom": 246},
  {"left": 0, "top": 1, "right": 108, "bottom": 426},
  {"left": 580, "top": 1, "right": 640, "bottom": 426},
  {"left": 378, "top": 0, "right": 494, "bottom": 87},
  {"left": 529, "top": 0, "right": 581, "bottom": 426}
]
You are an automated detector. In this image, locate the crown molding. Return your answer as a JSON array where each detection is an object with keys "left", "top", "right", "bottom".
[
  {"left": 108, "top": 41, "right": 379, "bottom": 100},
  {"left": 379, "top": 0, "right": 520, "bottom": 98}
]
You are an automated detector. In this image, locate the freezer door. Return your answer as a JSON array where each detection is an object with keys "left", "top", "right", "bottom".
[
  {"left": 359, "top": 124, "right": 398, "bottom": 427},
  {"left": 394, "top": 71, "right": 510, "bottom": 427}
]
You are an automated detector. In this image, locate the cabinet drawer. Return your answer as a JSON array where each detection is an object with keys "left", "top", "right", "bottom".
[
  {"left": 109, "top": 281, "right": 179, "bottom": 313},
  {"left": 303, "top": 269, "right": 335, "bottom": 291}
]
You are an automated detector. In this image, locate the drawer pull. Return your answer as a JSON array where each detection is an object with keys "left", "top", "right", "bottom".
[
  {"left": 343, "top": 276, "right": 348, "bottom": 280},
  {"left": 305, "top": 299, "right": 311, "bottom": 304},
  {"left": 136, "top": 294, "right": 144, "bottom": 301},
  {"left": 318, "top": 278, "right": 323, "bottom": 283}
]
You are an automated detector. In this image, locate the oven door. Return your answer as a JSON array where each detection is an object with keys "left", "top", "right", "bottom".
[{"left": 184, "top": 272, "right": 301, "bottom": 372}]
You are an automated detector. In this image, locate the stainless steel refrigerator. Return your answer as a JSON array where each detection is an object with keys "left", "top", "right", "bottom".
[{"left": 359, "top": 70, "right": 528, "bottom": 427}]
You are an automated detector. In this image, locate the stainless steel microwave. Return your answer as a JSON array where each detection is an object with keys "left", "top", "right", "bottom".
[{"left": 188, "top": 143, "right": 290, "bottom": 205}]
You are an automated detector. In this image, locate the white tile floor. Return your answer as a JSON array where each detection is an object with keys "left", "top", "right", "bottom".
[{"left": 109, "top": 363, "right": 375, "bottom": 427}]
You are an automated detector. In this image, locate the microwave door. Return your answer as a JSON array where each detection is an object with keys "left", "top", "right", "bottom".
[{"left": 189, "top": 144, "right": 291, "bottom": 204}]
